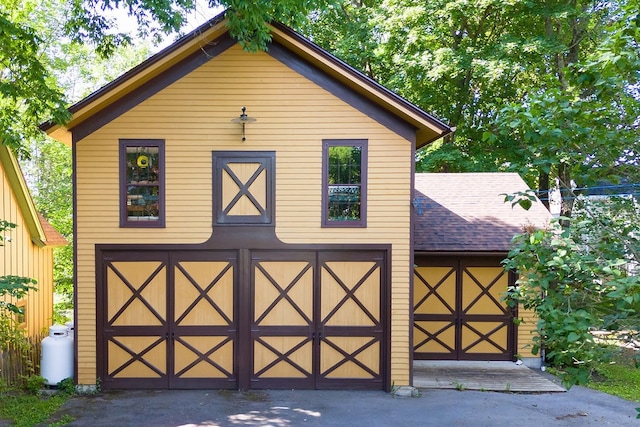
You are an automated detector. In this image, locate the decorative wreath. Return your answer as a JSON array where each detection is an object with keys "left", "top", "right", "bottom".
[{"left": 137, "top": 155, "right": 149, "bottom": 168}]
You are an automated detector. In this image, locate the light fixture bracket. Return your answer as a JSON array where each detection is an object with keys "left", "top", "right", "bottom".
[{"left": 231, "top": 106, "right": 257, "bottom": 141}]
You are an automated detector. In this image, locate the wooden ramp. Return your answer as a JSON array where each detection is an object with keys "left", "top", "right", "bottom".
[{"left": 413, "top": 361, "right": 565, "bottom": 393}]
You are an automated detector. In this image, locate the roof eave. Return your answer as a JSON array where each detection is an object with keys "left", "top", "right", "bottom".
[
  {"left": 43, "top": 13, "right": 452, "bottom": 146},
  {"left": 0, "top": 145, "right": 48, "bottom": 247},
  {"left": 269, "top": 22, "right": 452, "bottom": 144},
  {"left": 41, "top": 13, "right": 229, "bottom": 144}
]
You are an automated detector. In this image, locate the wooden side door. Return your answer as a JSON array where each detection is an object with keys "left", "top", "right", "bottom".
[
  {"left": 99, "top": 252, "right": 170, "bottom": 389},
  {"left": 317, "top": 252, "right": 385, "bottom": 389},
  {"left": 99, "top": 251, "right": 238, "bottom": 389},
  {"left": 413, "top": 262, "right": 458, "bottom": 359},
  {"left": 249, "top": 251, "right": 315, "bottom": 389},
  {"left": 458, "top": 261, "right": 513, "bottom": 360},
  {"left": 171, "top": 251, "right": 237, "bottom": 388}
]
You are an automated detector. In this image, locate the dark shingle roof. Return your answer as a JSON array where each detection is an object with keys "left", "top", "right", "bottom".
[{"left": 414, "top": 173, "right": 552, "bottom": 253}]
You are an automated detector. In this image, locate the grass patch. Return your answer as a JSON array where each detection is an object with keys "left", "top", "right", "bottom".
[
  {"left": 587, "top": 348, "right": 640, "bottom": 403},
  {"left": 0, "top": 377, "right": 74, "bottom": 427},
  {"left": 0, "top": 392, "right": 70, "bottom": 427}
]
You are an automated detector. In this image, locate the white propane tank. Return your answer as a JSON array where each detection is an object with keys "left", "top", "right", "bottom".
[
  {"left": 40, "top": 324, "right": 73, "bottom": 386},
  {"left": 65, "top": 320, "right": 74, "bottom": 340}
]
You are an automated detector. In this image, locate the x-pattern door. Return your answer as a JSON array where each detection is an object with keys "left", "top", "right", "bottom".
[
  {"left": 100, "top": 248, "right": 386, "bottom": 390},
  {"left": 459, "top": 263, "right": 512, "bottom": 359},
  {"left": 413, "top": 265, "right": 457, "bottom": 359},
  {"left": 214, "top": 152, "right": 274, "bottom": 225},
  {"left": 101, "top": 253, "right": 169, "bottom": 389},
  {"left": 171, "top": 251, "right": 237, "bottom": 388},
  {"left": 413, "top": 258, "right": 513, "bottom": 360},
  {"left": 318, "top": 253, "right": 383, "bottom": 389},
  {"left": 251, "top": 252, "right": 315, "bottom": 389}
]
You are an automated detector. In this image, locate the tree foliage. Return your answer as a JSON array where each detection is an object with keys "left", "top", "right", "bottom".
[
  {"left": 0, "top": 2, "right": 70, "bottom": 157},
  {"left": 22, "top": 140, "right": 73, "bottom": 319},
  {"left": 66, "top": 0, "right": 337, "bottom": 55},
  {"left": 504, "top": 196, "right": 640, "bottom": 388},
  {"left": 303, "top": 1, "right": 639, "bottom": 219}
]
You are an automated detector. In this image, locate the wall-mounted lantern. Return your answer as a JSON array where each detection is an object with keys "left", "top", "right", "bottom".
[{"left": 231, "top": 106, "right": 257, "bottom": 141}]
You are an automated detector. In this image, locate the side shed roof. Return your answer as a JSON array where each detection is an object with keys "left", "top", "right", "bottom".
[{"left": 414, "top": 172, "right": 552, "bottom": 253}]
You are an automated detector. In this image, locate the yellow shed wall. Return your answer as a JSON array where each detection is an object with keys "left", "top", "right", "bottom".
[
  {"left": 75, "top": 44, "right": 413, "bottom": 386},
  {"left": 518, "top": 305, "right": 538, "bottom": 358},
  {"left": 0, "top": 166, "right": 54, "bottom": 338}
]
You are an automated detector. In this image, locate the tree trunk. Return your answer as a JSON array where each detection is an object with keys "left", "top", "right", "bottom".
[
  {"left": 538, "top": 169, "right": 550, "bottom": 210},
  {"left": 558, "top": 162, "right": 575, "bottom": 227}
]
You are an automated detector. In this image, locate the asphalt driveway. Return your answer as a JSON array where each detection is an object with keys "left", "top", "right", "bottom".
[{"left": 45, "top": 385, "right": 639, "bottom": 427}]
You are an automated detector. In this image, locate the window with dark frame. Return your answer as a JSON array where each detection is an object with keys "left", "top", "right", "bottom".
[
  {"left": 120, "top": 139, "right": 165, "bottom": 227},
  {"left": 322, "top": 139, "right": 367, "bottom": 227}
]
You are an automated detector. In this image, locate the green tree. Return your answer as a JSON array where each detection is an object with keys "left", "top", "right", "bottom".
[
  {"left": 303, "top": 1, "right": 638, "bottom": 220},
  {"left": 490, "top": 0, "right": 640, "bottom": 218},
  {"left": 0, "top": 1, "right": 70, "bottom": 157},
  {"left": 22, "top": 140, "right": 73, "bottom": 319},
  {"left": 66, "top": 0, "right": 337, "bottom": 55},
  {"left": 504, "top": 196, "right": 640, "bottom": 388}
]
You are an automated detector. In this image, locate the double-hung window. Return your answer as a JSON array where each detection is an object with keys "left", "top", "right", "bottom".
[
  {"left": 322, "top": 139, "right": 367, "bottom": 227},
  {"left": 120, "top": 139, "right": 165, "bottom": 227}
]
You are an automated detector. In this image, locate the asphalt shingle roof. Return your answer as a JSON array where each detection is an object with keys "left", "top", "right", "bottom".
[
  {"left": 414, "top": 173, "right": 552, "bottom": 253},
  {"left": 37, "top": 213, "right": 68, "bottom": 247}
]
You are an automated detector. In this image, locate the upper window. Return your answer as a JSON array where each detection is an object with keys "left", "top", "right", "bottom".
[
  {"left": 322, "top": 139, "right": 367, "bottom": 227},
  {"left": 120, "top": 139, "right": 165, "bottom": 227}
]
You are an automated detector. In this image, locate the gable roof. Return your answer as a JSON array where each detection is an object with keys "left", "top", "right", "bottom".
[
  {"left": 41, "top": 12, "right": 451, "bottom": 147},
  {"left": 0, "top": 145, "right": 67, "bottom": 248},
  {"left": 414, "top": 173, "right": 552, "bottom": 253}
]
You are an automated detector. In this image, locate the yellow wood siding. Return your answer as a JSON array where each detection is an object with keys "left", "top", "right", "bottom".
[
  {"left": 518, "top": 306, "right": 538, "bottom": 358},
  {"left": 75, "top": 44, "right": 413, "bottom": 386},
  {"left": 0, "top": 165, "right": 54, "bottom": 337}
]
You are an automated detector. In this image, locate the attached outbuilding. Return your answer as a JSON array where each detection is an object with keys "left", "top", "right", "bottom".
[
  {"left": 412, "top": 173, "right": 551, "bottom": 367},
  {"left": 42, "top": 14, "right": 452, "bottom": 391}
]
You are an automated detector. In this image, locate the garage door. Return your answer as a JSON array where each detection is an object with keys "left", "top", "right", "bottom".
[
  {"left": 413, "top": 256, "right": 515, "bottom": 360},
  {"left": 97, "top": 248, "right": 387, "bottom": 390}
]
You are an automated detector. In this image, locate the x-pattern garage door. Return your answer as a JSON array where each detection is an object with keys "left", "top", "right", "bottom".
[
  {"left": 98, "top": 249, "right": 386, "bottom": 390},
  {"left": 413, "top": 258, "right": 514, "bottom": 360}
]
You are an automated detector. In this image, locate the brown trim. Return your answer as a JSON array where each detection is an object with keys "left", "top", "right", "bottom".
[
  {"left": 237, "top": 248, "right": 250, "bottom": 390},
  {"left": 72, "top": 142, "right": 78, "bottom": 385},
  {"left": 212, "top": 151, "right": 275, "bottom": 226},
  {"left": 119, "top": 139, "right": 165, "bottom": 228},
  {"left": 415, "top": 251, "right": 510, "bottom": 258},
  {"left": 409, "top": 137, "right": 416, "bottom": 386},
  {"left": 321, "top": 139, "right": 367, "bottom": 228},
  {"left": 269, "top": 42, "right": 418, "bottom": 143},
  {"left": 71, "top": 33, "right": 235, "bottom": 143}
]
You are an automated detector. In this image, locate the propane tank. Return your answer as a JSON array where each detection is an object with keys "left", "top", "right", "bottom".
[
  {"left": 40, "top": 324, "right": 73, "bottom": 386},
  {"left": 65, "top": 320, "right": 74, "bottom": 341}
]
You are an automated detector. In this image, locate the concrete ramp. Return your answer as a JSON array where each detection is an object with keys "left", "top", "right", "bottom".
[{"left": 414, "top": 361, "right": 566, "bottom": 393}]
